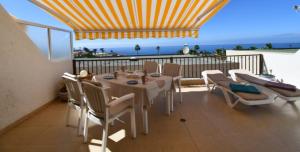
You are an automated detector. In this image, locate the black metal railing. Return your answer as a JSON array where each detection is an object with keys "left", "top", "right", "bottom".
[{"left": 73, "top": 54, "right": 267, "bottom": 78}]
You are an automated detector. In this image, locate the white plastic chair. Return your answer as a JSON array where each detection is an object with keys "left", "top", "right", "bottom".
[
  {"left": 144, "top": 61, "right": 159, "bottom": 74},
  {"left": 163, "top": 63, "right": 182, "bottom": 112},
  {"left": 62, "top": 73, "right": 85, "bottom": 135},
  {"left": 82, "top": 82, "right": 136, "bottom": 152}
]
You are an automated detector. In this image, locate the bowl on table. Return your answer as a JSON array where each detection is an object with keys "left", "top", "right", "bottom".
[
  {"left": 150, "top": 73, "right": 161, "bottom": 77},
  {"left": 103, "top": 75, "right": 115, "bottom": 80},
  {"left": 127, "top": 80, "right": 138, "bottom": 85}
]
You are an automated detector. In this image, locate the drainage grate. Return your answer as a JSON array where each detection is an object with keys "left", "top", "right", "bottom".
[{"left": 180, "top": 118, "right": 186, "bottom": 122}]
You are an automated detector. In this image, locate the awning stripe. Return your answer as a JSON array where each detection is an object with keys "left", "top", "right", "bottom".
[
  {"left": 159, "top": 0, "right": 172, "bottom": 28},
  {"left": 74, "top": 0, "right": 104, "bottom": 29},
  {"left": 75, "top": 30, "right": 199, "bottom": 40},
  {"left": 111, "top": 0, "right": 127, "bottom": 28},
  {"left": 84, "top": 0, "right": 111, "bottom": 29},
  {"left": 126, "top": 0, "right": 137, "bottom": 28},
  {"left": 62, "top": 0, "right": 97, "bottom": 29},
  {"left": 136, "top": 0, "right": 143, "bottom": 28},
  {"left": 152, "top": 0, "right": 162, "bottom": 28},
  {"left": 165, "top": 0, "right": 181, "bottom": 28},
  {"left": 32, "top": 0, "right": 228, "bottom": 40},
  {"left": 182, "top": 0, "right": 208, "bottom": 28},
  {"left": 172, "top": 0, "right": 193, "bottom": 28},
  {"left": 156, "top": 0, "right": 167, "bottom": 28},
  {"left": 162, "top": 0, "right": 177, "bottom": 28},
  {"left": 42, "top": 0, "right": 85, "bottom": 29},
  {"left": 93, "top": 0, "right": 116, "bottom": 29},
  {"left": 104, "top": 0, "right": 124, "bottom": 28},
  {"left": 116, "top": 0, "right": 131, "bottom": 29},
  {"left": 177, "top": 0, "right": 201, "bottom": 28},
  {"left": 146, "top": 0, "right": 152, "bottom": 28}
]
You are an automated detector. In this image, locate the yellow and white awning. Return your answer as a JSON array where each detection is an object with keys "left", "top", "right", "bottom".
[{"left": 31, "top": 0, "right": 229, "bottom": 40}]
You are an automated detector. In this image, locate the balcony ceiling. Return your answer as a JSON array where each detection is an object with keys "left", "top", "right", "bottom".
[{"left": 30, "top": 0, "right": 229, "bottom": 40}]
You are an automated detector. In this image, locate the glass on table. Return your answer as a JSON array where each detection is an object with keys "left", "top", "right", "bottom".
[
  {"left": 114, "top": 71, "right": 118, "bottom": 79},
  {"left": 141, "top": 75, "right": 146, "bottom": 84},
  {"left": 120, "top": 66, "right": 126, "bottom": 72}
]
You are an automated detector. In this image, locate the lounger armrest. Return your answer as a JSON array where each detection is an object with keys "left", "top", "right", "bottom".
[{"left": 106, "top": 93, "right": 135, "bottom": 107}]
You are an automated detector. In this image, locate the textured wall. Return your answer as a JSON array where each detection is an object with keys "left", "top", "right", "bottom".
[
  {"left": 227, "top": 50, "right": 300, "bottom": 88},
  {"left": 0, "top": 6, "right": 72, "bottom": 130}
]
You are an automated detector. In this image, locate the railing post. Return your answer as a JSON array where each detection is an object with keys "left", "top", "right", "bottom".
[
  {"left": 259, "top": 54, "right": 264, "bottom": 75},
  {"left": 72, "top": 60, "right": 77, "bottom": 75},
  {"left": 170, "top": 57, "right": 173, "bottom": 63}
]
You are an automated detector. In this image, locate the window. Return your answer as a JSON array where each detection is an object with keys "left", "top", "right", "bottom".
[
  {"left": 18, "top": 20, "right": 72, "bottom": 61},
  {"left": 24, "top": 25, "right": 49, "bottom": 57},
  {"left": 50, "top": 29, "right": 72, "bottom": 61}
]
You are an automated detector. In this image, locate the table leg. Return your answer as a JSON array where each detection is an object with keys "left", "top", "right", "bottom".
[
  {"left": 171, "top": 90, "right": 174, "bottom": 112},
  {"left": 142, "top": 108, "right": 149, "bottom": 134},
  {"left": 166, "top": 91, "right": 171, "bottom": 115},
  {"left": 141, "top": 92, "right": 149, "bottom": 134}
]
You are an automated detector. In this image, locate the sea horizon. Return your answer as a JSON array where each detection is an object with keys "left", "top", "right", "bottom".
[{"left": 75, "top": 42, "right": 300, "bottom": 56}]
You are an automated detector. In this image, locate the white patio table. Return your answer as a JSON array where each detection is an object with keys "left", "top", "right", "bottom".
[{"left": 92, "top": 71, "right": 174, "bottom": 134}]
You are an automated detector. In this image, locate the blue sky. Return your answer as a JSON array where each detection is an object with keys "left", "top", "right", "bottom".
[{"left": 1, "top": 0, "right": 300, "bottom": 48}]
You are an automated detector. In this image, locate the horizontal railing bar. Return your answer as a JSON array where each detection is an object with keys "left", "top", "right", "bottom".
[
  {"left": 73, "top": 54, "right": 262, "bottom": 61},
  {"left": 72, "top": 54, "right": 266, "bottom": 78},
  {"left": 15, "top": 19, "right": 72, "bottom": 33}
]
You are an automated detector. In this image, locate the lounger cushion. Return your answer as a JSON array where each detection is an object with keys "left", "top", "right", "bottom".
[
  {"left": 265, "top": 81, "right": 296, "bottom": 91},
  {"left": 217, "top": 81, "right": 268, "bottom": 100},
  {"left": 236, "top": 73, "right": 300, "bottom": 95},
  {"left": 236, "top": 92, "right": 268, "bottom": 100},
  {"left": 235, "top": 73, "right": 267, "bottom": 85},
  {"left": 268, "top": 87, "right": 300, "bottom": 97},
  {"left": 207, "top": 74, "right": 231, "bottom": 82},
  {"left": 229, "top": 83, "right": 261, "bottom": 94}
]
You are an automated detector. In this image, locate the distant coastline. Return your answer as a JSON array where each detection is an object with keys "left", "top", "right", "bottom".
[{"left": 74, "top": 42, "right": 300, "bottom": 57}]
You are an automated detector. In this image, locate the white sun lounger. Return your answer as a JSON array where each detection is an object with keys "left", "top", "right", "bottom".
[
  {"left": 229, "top": 69, "right": 300, "bottom": 102},
  {"left": 202, "top": 70, "right": 277, "bottom": 108}
]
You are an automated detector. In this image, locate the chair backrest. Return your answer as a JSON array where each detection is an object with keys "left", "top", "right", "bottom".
[
  {"left": 62, "top": 73, "right": 83, "bottom": 105},
  {"left": 63, "top": 72, "right": 77, "bottom": 78},
  {"left": 144, "top": 61, "right": 159, "bottom": 73},
  {"left": 163, "top": 63, "right": 181, "bottom": 77},
  {"left": 82, "top": 82, "right": 109, "bottom": 116}
]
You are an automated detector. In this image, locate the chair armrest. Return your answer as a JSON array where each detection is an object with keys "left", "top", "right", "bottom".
[
  {"left": 101, "top": 86, "right": 114, "bottom": 101},
  {"left": 102, "top": 86, "right": 110, "bottom": 91},
  {"left": 106, "top": 93, "right": 135, "bottom": 107},
  {"left": 173, "top": 76, "right": 182, "bottom": 81},
  {"left": 64, "top": 72, "right": 77, "bottom": 78}
]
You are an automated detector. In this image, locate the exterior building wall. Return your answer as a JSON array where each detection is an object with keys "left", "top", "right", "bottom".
[
  {"left": 227, "top": 50, "right": 300, "bottom": 87},
  {"left": 0, "top": 6, "right": 72, "bottom": 130}
]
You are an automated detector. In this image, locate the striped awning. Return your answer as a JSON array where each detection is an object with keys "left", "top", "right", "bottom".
[{"left": 31, "top": 0, "right": 229, "bottom": 40}]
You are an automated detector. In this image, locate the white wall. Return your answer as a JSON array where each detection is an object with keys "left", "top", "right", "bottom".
[
  {"left": 0, "top": 6, "right": 72, "bottom": 130},
  {"left": 227, "top": 50, "right": 300, "bottom": 88}
]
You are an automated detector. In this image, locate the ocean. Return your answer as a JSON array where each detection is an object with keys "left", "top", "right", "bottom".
[{"left": 89, "top": 43, "right": 300, "bottom": 56}]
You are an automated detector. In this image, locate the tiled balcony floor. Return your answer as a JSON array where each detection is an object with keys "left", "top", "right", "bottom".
[{"left": 1, "top": 87, "right": 300, "bottom": 152}]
